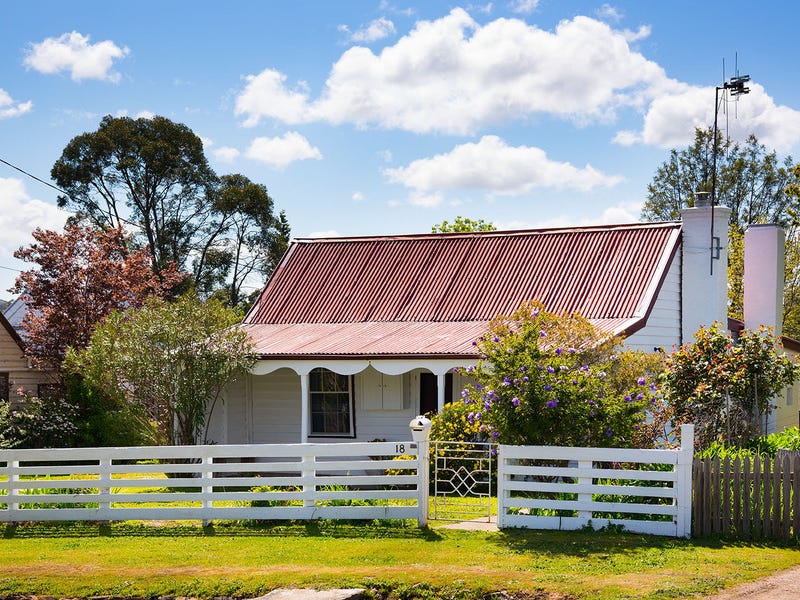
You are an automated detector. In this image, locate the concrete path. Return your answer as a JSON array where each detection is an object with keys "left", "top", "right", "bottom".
[
  {"left": 703, "top": 564, "right": 800, "bottom": 599},
  {"left": 437, "top": 516, "right": 499, "bottom": 531}
]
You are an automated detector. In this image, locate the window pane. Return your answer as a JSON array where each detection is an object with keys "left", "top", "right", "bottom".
[
  {"left": 310, "top": 385, "right": 351, "bottom": 435},
  {"left": 0, "top": 373, "right": 8, "bottom": 402},
  {"left": 310, "top": 369, "right": 322, "bottom": 390}
]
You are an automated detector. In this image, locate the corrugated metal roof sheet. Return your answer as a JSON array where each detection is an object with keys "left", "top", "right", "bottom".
[
  {"left": 244, "top": 222, "right": 682, "bottom": 358},
  {"left": 242, "top": 317, "right": 639, "bottom": 359}
]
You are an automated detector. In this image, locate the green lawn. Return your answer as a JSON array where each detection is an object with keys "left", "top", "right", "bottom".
[{"left": 1, "top": 521, "right": 798, "bottom": 599}]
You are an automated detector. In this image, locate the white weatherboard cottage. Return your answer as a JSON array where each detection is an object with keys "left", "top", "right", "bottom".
[{"left": 207, "top": 202, "right": 795, "bottom": 445}]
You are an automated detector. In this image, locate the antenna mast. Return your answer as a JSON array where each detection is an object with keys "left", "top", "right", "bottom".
[{"left": 710, "top": 61, "right": 750, "bottom": 275}]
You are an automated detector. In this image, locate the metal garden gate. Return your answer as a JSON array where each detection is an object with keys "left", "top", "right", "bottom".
[{"left": 431, "top": 441, "right": 495, "bottom": 521}]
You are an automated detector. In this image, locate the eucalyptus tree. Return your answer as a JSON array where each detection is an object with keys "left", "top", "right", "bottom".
[
  {"left": 642, "top": 127, "right": 798, "bottom": 334},
  {"left": 642, "top": 127, "right": 793, "bottom": 230},
  {"left": 51, "top": 115, "right": 290, "bottom": 304}
]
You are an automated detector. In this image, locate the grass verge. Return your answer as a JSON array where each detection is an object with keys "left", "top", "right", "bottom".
[{"left": 0, "top": 521, "right": 798, "bottom": 599}]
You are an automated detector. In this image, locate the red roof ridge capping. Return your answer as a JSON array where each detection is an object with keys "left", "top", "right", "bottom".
[{"left": 243, "top": 222, "right": 683, "bottom": 358}]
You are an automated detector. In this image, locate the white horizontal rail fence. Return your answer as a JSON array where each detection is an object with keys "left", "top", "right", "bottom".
[
  {"left": 0, "top": 441, "right": 428, "bottom": 526},
  {"left": 498, "top": 424, "right": 694, "bottom": 538}
]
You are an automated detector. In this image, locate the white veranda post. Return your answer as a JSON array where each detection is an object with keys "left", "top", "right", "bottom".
[
  {"left": 437, "top": 373, "right": 445, "bottom": 412},
  {"left": 300, "top": 372, "right": 310, "bottom": 443}
]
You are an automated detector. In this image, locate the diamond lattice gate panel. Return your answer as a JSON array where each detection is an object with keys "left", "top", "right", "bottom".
[{"left": 432, "top": 441, "right": 496, "bottom": 522}]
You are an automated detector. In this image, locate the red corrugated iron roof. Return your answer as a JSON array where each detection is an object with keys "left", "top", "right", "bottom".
[
  {"left": 241, "top": 317, "right": 639, "bottom": 359},
  {"left": 244, "top": 222, "right": 682, "bottom": 359}
]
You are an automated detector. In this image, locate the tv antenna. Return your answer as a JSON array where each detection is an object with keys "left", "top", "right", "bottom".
[{"left": 709, "top": 56, "right": 750, "bottom": 276}]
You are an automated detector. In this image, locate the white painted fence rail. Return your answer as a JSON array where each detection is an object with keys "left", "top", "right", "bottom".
[
  {"left": 497, "top": 424, "right": 694, "bottom": 537},
  {"left": 0, "top": 441, "right": 428, "bottom": 526}
]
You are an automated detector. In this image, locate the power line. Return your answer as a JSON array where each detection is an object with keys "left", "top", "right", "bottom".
[
  {"left": 0, "top": 155, "right": 143, "bottom": 230},
  {"left": 0, "top": 156, "right": 68, "bottom": 198}
]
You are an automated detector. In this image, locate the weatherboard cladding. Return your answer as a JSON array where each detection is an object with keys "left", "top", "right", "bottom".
[{"left": 244, "top": 223, "right": 681, "bottom": 358}]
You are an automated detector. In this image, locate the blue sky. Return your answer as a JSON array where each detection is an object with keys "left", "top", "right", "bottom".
[{"left": 2, "top": 0, "right": 800, "bottom": 299}]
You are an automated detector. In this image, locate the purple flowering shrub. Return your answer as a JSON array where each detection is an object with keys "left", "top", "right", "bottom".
[{"left": 459, "top": 301, "right": 663, "bottom": 448}]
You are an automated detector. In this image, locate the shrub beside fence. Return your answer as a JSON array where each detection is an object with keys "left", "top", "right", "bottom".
[
  {"left": 0, "top": 441, "right": 427, "bottom": 525},
  {"left": 693, "top": 452, "right": 800, "bottom": 540}
]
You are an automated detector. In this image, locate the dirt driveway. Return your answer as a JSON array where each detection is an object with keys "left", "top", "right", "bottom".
[{"left": 704, "top": 564, "right": 800, "bottom": 599}]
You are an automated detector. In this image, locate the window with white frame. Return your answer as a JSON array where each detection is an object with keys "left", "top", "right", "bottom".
[{"left": 310, "top": 368, "right": 354, "bottom": 436}]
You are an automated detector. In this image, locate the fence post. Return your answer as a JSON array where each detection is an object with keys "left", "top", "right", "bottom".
[
  {"left": 8, "top": 459, "right": 20, "bottom": 524},
  {"left": 417, "top": 439, "right": 430, "bottom": 527},
  {"left": 98, "top": 457, "right": 112, "bottom": 524},
  {"left": 409, "top": 416, "right": 432, "bottom": 528},
  {"left": 201, "top": 454, "right": 214, "bottom": 526},
  {"left": 302, "top": 453, "right": 316, "bottom": 509},
  {"left": 577, "top": 459, "right": 592, "bottom": 527},
  {"left": 676, "top": 424, "right": 694, "bottom": 538},
  {"left": 496, "top": 446, "right": 506, "bottom": 529}
]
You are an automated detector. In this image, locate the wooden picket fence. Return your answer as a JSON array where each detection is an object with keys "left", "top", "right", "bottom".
[{"left": 692, "top": 452, "right": 800, "bottom": 539}]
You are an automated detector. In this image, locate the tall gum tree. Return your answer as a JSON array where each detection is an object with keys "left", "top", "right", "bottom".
[{"left": 51, "top": 115, "right": 290, "bottom": 304}]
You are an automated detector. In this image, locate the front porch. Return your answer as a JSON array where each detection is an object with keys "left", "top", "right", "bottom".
[{"left": 209, "top": 358, "right": 475, "bottom": 445}]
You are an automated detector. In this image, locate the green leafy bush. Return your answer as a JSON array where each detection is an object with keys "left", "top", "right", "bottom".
[
  {"left": 459, "top": 301, "right": 662, "bottom": 447},
  {"left": 249, "top": 485, "right": 302, "bottom": 508},
  {"left": 662, "top": 324, "right": 799, "bottom": 449},
  {"left": 745, "top": 427, "right": 800, "bottom": 456},
  {"left": 695, "top": 428, "right": 800, "bottom": 459},
  {"left": 0, "top": 394, "right": 77, "bottom": 449}
]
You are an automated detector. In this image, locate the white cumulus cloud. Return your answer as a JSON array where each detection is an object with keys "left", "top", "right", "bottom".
[
  {"left": 623, "top": 24, "right": 651, "bottom": 42},
  {"left": 498, "top": 201, "right": 643, "bottom": 230},
  {"left": 620, "top": 81, "right": 800, "bottom": 152},
  {"left": 408, "top": 191, "right": 444, "bottom": 207},
  {"left": 0, "top": 89, "right": 32, "bottom": 119},
  {"left": 384, "top": 135, "right": 622, "bottom": 195},
  {"left": 509, "top": 0, "right": 539, "bottom": 14},
  {"left": 341, "top": 17, "right": 396, "bottom": 43},
  {"left": 232, "top": 9, "right": 800, "bottom": 151},
  {"left": 595, "top": 4, "right": 623, "bottom": 22},
  {"left": 235, "top": 69, "right": 315, "bottom": 127},
  {"left": 244, "top": 132, "right": 322, "bottom": 168},
  {"left": 213, "top": 146, "right": 241, "bottom": 163},
  {"left": 0, "top": 178, "right": 68, "bottom": 291},
  {"left": 23, "top": 31, "right": 130, "bottom": 82},
  {"left": 235, "top": 10, "right": 667, "bottom": 134}
]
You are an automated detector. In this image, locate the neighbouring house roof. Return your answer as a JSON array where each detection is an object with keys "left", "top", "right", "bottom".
[
  {"left": 243, "top": 222, "right": 683, "bottom": 359},
  {"left": 2, "top": 297, "right": 26, "bottom": 336}
]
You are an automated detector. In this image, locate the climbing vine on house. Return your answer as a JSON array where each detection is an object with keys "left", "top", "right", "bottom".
[{"left": 457, "top": 301, "right": 663, "bottom": 448}]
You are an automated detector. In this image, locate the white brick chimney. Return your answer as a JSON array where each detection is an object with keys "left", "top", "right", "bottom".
[
  {"left": 680, "top": 204, "right": 731, "bottom": 343},
  {"left": 743, "top": 224, "right": 785, "bottom": 336}
]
